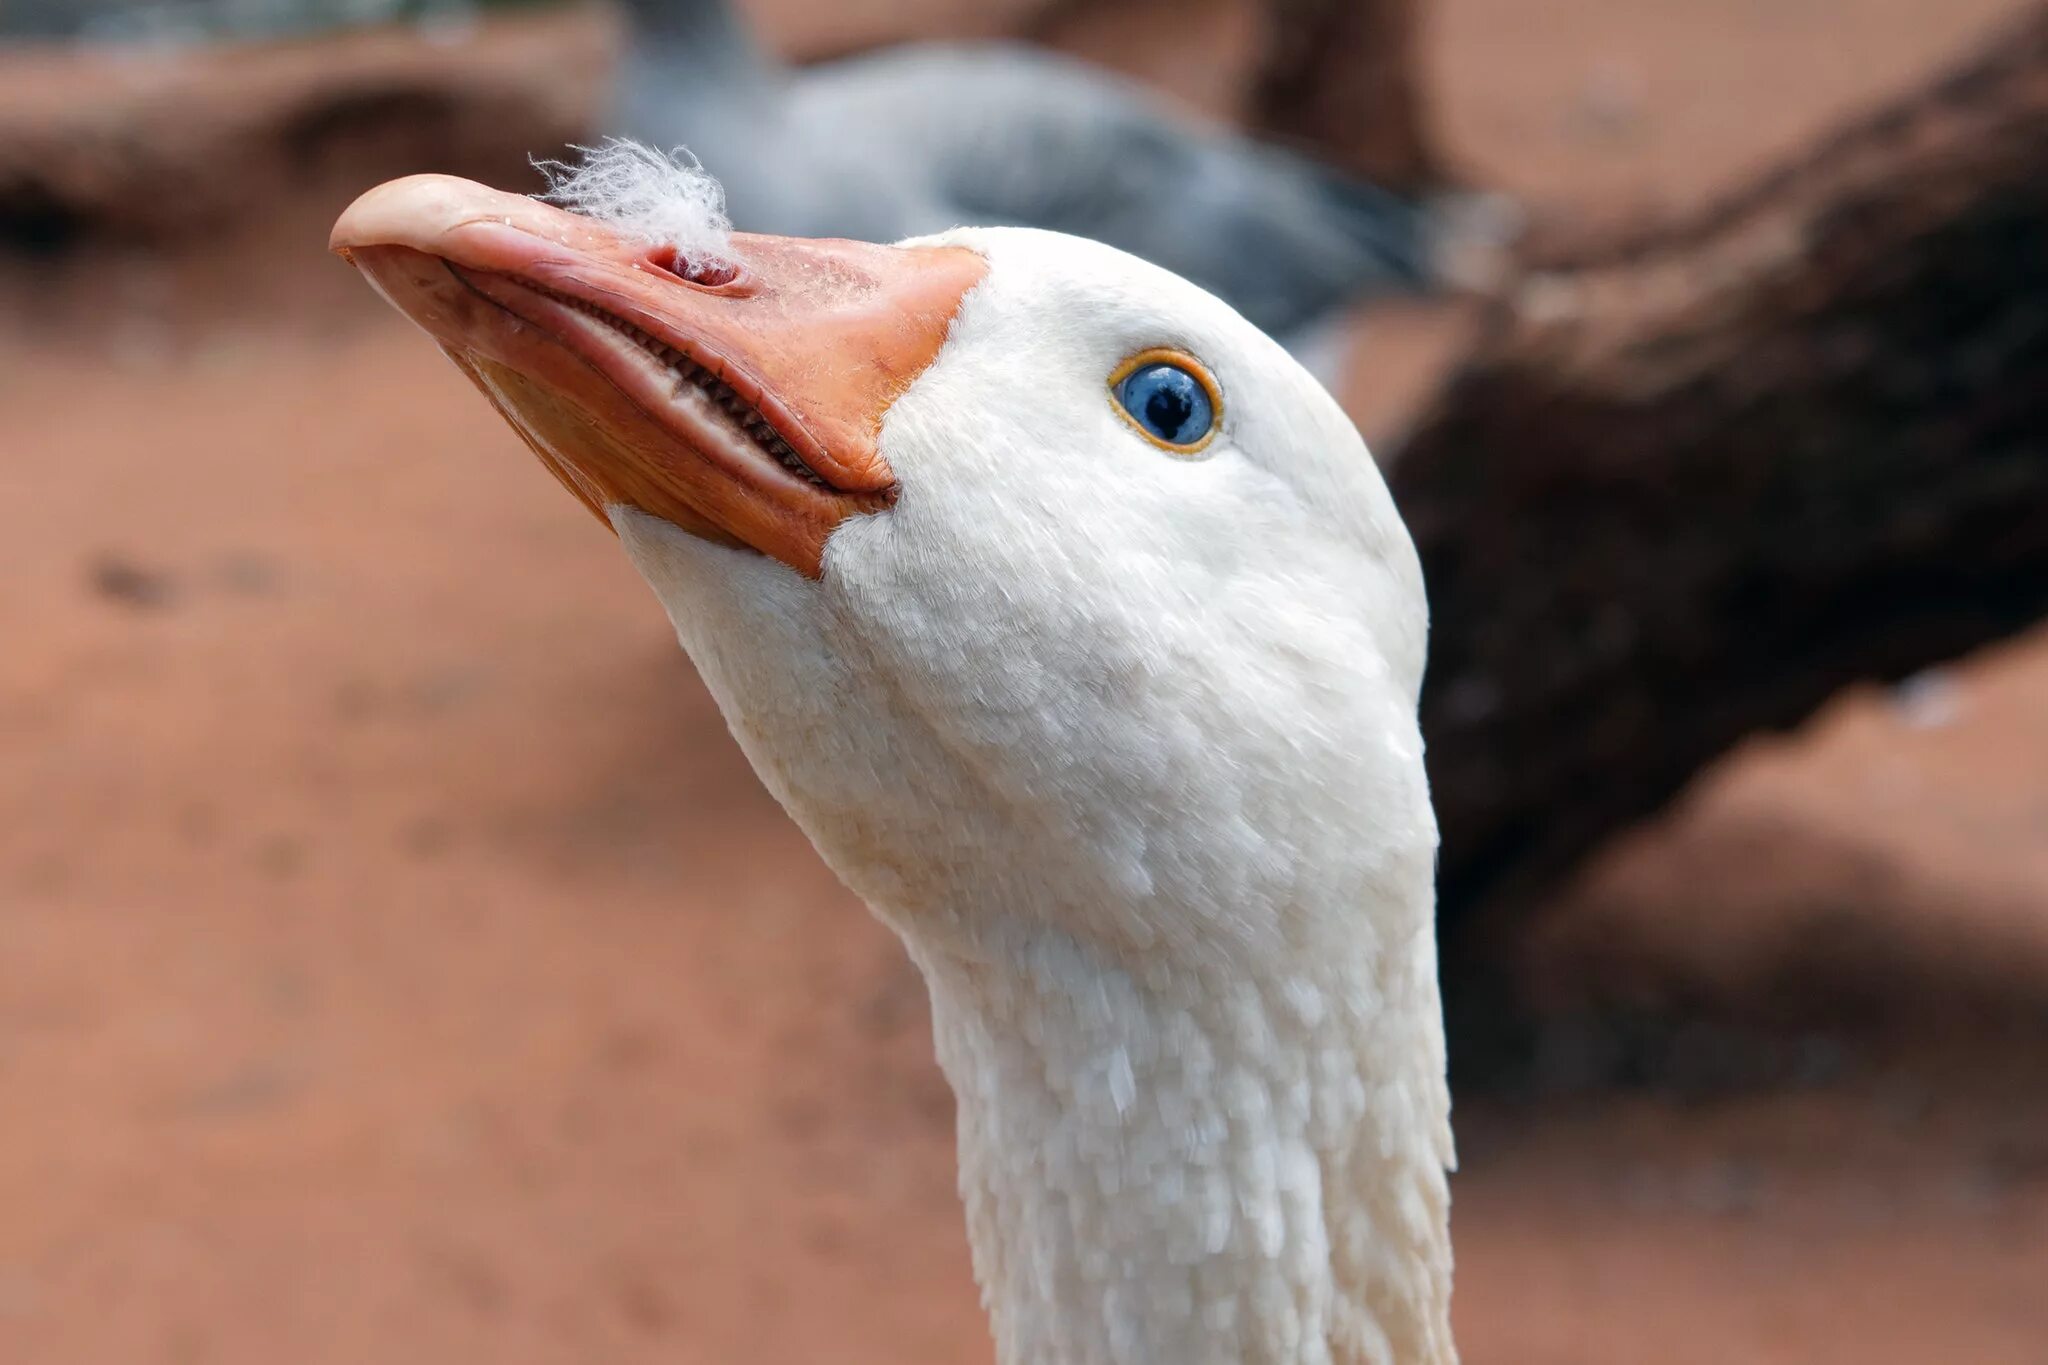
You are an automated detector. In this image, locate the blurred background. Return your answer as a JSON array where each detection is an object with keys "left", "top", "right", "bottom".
[{"left": 2, "top": 0, "right": 2045, "bottom": 1361}]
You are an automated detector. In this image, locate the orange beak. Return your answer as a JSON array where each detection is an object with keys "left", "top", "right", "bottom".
[{"left": 330, "top": 175, "right": 987, "bottom": 577}]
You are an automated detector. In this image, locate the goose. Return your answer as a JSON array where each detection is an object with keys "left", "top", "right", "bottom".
[
  {"left": 607, "top": 0, "right": 1436, "bottom": 342},
  {"left": 332, "top": 163, "right": 1455, "bottom": 1365}
]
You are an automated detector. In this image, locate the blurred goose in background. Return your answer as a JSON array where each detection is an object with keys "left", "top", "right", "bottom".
[
  {"left": 611, "top": 0, "right": 1438, "bottom": 341},
  {"left": 334, "top": 157, "right": 1455, "bottom": 1365}
]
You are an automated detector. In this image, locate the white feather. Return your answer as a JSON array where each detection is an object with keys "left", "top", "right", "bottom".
[{"left": 533, "top": 137, "right": 734, "bottom": 266}]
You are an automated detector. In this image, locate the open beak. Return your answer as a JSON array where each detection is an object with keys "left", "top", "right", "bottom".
[{"left": 330, "top": 175, "right": 986, "bottom": 577}]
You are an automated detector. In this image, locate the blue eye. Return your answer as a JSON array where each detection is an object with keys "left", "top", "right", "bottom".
[{"left": 1113, "top": 358, "right": 1217, "bottom": 450}]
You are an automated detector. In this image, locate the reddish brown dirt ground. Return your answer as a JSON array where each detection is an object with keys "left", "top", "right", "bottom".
[{"left": 4, "top": 1, "right": 2046, "bottom": 1362}]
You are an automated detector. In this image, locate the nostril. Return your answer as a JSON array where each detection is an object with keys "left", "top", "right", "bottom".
[{"left": 645, "top": 244, "right": 739, "bottom": 288}]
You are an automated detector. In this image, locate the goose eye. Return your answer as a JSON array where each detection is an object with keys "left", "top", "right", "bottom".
[{"left": 1110, "top": 352, "right": 1220, "bottom": 453}]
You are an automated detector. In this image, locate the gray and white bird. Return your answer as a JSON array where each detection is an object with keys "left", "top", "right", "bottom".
[{"left": 611, "top": 0, "right": 1437, "bottom": 341}]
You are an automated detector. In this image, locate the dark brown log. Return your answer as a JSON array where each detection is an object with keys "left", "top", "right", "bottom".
[
  {"left": 1397, "top": 5, "right": 2048, "bottom": 938},
  {"left": 0, "top": 8, "right": 608, "bottom": 253},
  {"left": 1247, "top": 0, "right": 1442, "bottom": 190}
]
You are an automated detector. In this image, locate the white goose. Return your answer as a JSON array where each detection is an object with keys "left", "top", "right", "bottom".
[{"left": 333, "top": 171, "right": 1455, "bottom": 1365}]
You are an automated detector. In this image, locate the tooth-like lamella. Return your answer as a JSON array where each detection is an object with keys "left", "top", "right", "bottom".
[{"left": 519, "top": 278, "right": 831, "bottom": 488}]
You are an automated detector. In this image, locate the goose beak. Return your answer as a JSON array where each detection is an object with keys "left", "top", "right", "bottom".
[{"left": 331, "top": 174, "right": 986, "bottom": 577}]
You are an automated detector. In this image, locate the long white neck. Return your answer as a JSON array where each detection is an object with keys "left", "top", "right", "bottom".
[{"left": 900, "top": 899, "right": 1456, "bottom": 1365}]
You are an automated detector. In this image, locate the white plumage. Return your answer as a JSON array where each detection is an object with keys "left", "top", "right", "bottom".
[{"left": 614, "top": 228, "right": 1456, "bottom": 1365}]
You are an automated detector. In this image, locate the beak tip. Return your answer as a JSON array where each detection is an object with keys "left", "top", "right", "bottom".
[{"left": 329, "top": 172, "right": 506, "bottom": 255}]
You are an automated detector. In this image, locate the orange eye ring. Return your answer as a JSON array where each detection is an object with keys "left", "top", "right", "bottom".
[{"left": 1107, "top": 347, "right": 1223, "bottom": 455}]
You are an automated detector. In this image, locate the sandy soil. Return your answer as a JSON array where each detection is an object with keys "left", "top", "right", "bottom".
[{"left": 4, "top": 1, "right": 2046, "bottom": 1361}]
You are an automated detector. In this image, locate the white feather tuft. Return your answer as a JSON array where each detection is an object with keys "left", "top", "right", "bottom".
[{"left": 533, "top": 138, "right": 734, "bottom": 266}]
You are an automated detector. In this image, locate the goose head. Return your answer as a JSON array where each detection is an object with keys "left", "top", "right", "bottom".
[{"left": 335, "top": 175, "right": 1452, "bottom": 1365}]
